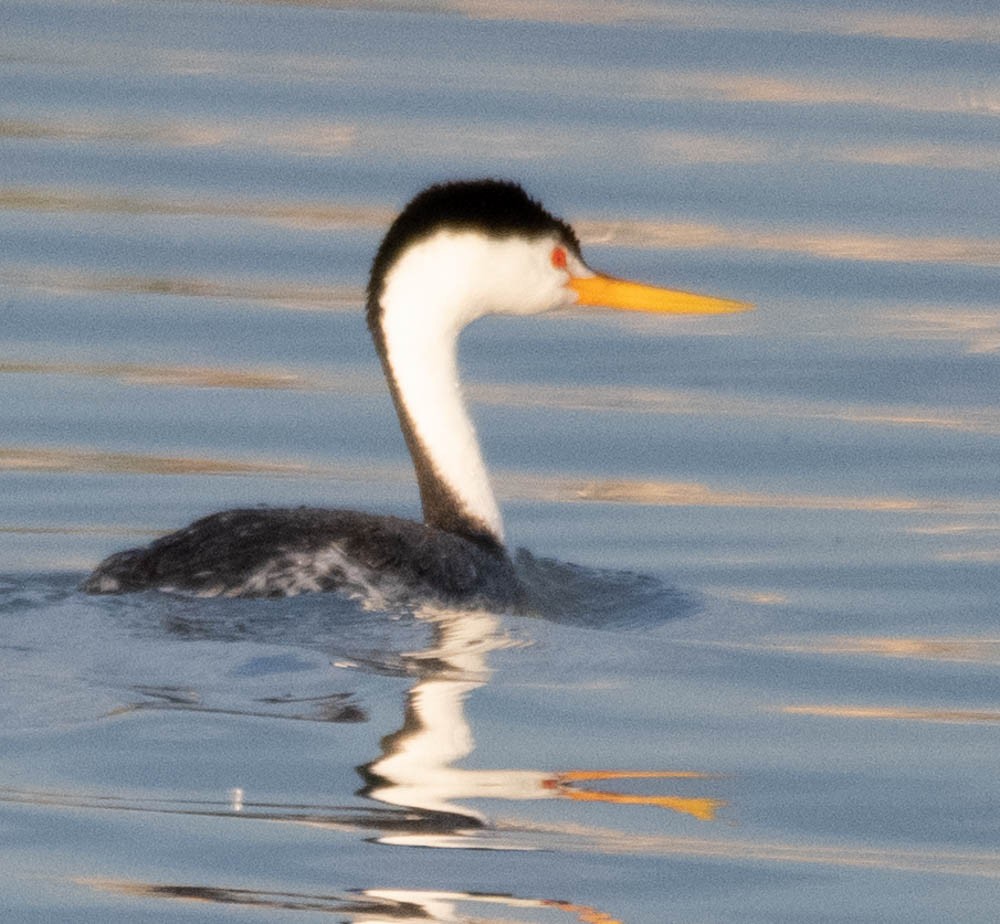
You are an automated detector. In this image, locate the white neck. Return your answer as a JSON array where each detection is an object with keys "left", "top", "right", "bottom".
[{"left": 379, "top": 236, "right": 506, "bottom": 542}]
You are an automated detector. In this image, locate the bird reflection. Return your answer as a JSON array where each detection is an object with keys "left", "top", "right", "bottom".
[
  {"left": 88, "top": 879, "right": 626, "bottom": 922},
  {"left": 359, "top": 606, "right": 724, "bottom": 847},
  {"left": 83, "top": 611, "right": 722, "bottom": 923}
]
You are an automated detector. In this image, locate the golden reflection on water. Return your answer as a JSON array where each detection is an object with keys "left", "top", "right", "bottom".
[
  {"left": 14, "top": 2, "right": 998, "bottom": 44},
  {"left": 561, "top": 478, "right": 927, "bottom": 512},
  {"left": 783, "top": 705, "right": 1000, "bottom": 725},
  {"left": 1, "top": 263, "right": 361, "bottom": 309},
  {"left": 7, "top": 113, "right": 1000, "bottom": 173},
  {"left": 0, "top": 524, "right": 158, "bottom": 537},
  {"left": 576, "top": 217, "right": 1000, "bottom": 267},
  {"left": 440, "top": 1, "right": 1000, "bottom": 45},
  {"left": 0, "top": 446, "right": 314, "bottom": 477},
  {"left": 761, "top": 635, "right": 1000, "bottom": 665},
  {"left": 883, "top": 310, "right": 1000, "bottom": 355},
  {"left": 715, "top": 589, "right": 789, "bottom": 606},
  {"left": 506, "top": 818, "right": 1000, "bottom": 878},
  {"left": 0, "top": 186, "right": 392, "bottom": 232},
  {"left": 0, "top": 360, "right": 310, "bottom": 390},
  {"left": 837, "top": 141, "right": 1000, "bottom": 172},
  {"left": 33, "top": 0, "right": 995, "bottom": 48},
  {"left": 0, "top": 116, "right": 358, "bottom": 156},
  {"left": 4, "top": 186, "right": 998, "bottom": 268},
  {"left": 935, "top": 548, "right": 1000, "bottom": 563},
  {"left": 7, "top": 356, "right": 1000, "bottom": 438},
  {"left": 644, "top": 70, "right": 998, "bottom": 115},
  {"left": 4, "top": 444, "right": 997, "bottom": 522},
  {"left": 645, "top": 132, "right": 1000, "bottom": 170}
]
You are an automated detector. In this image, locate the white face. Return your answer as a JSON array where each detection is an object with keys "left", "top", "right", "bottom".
[{"left": 379, "top": 228, "right": 592, "bottom": 332}]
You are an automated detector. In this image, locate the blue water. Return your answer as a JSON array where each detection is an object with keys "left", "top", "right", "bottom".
[{"left": 2, "top": 1, "right": 999, "bottom": 921}]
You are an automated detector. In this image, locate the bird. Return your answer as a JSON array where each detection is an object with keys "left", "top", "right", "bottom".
[{"left": 83, "top": 179, "right": 748, "bottom": 603}]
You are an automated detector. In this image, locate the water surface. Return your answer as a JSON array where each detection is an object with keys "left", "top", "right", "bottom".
[{"left": 2, "top": 1, "right": 998, "bottom": 921}]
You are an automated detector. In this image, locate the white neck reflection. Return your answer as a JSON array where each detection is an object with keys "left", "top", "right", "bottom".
[
  {"left": 362, "top": 607, "right": 723, "bottom": 849},
  {"left": 364, "top": 607, "right": 547, "bottom": 833}
]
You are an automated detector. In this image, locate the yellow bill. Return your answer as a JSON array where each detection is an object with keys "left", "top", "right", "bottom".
[{"left": 570, "top": 273, "right": 751, "bottom": 315}]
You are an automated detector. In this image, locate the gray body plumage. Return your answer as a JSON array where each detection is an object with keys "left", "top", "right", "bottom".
[{"left": 83, "top": 507, "right": 519, "bottom": 604}]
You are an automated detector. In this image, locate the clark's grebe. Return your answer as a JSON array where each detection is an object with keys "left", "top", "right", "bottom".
[{"left": 83, "top": 180, "right": 748, "bottom": 602}]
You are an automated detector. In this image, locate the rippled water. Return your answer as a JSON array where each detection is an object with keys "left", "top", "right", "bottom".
[{"left": 2, "top": 1, "right": 999, "bottom": 921}]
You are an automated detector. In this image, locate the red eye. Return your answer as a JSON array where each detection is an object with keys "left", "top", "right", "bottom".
[{"left": 550, "top": 246, "right": 568, "bottom": 270}]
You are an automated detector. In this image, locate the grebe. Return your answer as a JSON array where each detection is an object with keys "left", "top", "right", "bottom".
[{"left": 83, "top": 180, "right": 747, "bottom": 602}]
